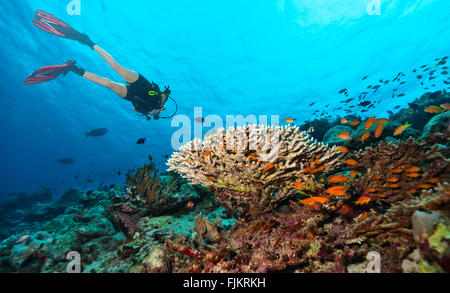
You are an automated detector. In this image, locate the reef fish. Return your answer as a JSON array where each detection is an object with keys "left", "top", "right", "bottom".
[
  {"left": 427, "top": 177, "right": 440, "bottom": 183},
  {"left": 85, "top": 128, "right": 108, "bottom": 137},
  {"left": 406, "top": 172, "right": 421, "bottom": 178},
  {"left": 299, "top": 196, "right": 329, "bottom": 205},
  {"left": 364, "top": 116, "right": 376, "bottom": 130},
  {"left": 374, "top": 124, "right": 384, "bottom": 138},
  {"left": 284, "top": 118, "right": 296, "bottom": 123},
  {"left": 327, "top": 174, "right": 348, "bottom": 183},
  {"left": 349, "top": 120, "right": 360, "bottom": 127},
  {"left": 57, "top": 158, "right": 75, "bottom": 165},
  {"left": 336, "top": 146, "right": 349, "bottom": 153},
  {"left": 349, "top": 170, "right": 360, "bottom": 176},
  {"left": 292, "top": 182, "right": 305, "bottom": 189},
  {"left": 424, "top": 106, "right": 444, "bottom": 113},
  {"left": 263, "top": 164, "right": 276, "bottom": 172},
  {"left": 355, "top": 196, "right": 371, "bottom": 205},
  {"left": 344, "top": 159, "right": 358, "bottom": 166},
  {"left": 406, "top": 166, "right": 420, "bottom": 172},
  {"left": 393, "top": 122, "right": 412, "bottom": 136},
  {"left": 16, "top": 234, "right": 31, "bottom": 244},
  {"left": 136, "top": 138, "right": 147, "bottom": 144},
  {"left": 326, "top": 186, "right": 346, "bottom": 196},
  {"left": 361, "top": 132, "right": 370, "bottom": 144},
  {"left": 417, "top": 184, "right": 432, "bottom": 189},
  {"left": 337, "top": 131, "right": 351, "bottom": 140}
]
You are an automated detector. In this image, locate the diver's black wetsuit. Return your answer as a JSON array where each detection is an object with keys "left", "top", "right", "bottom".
[{"left": 125, "top": 74, "right": 163, "bottom": 115}]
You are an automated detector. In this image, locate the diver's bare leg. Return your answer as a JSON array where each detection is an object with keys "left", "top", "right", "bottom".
[
  {"left": 82, "top": 71, "right": 128, "bottom": 98},
  {"left": 93, "top": 45, "right": 139, "bottom": 84}
]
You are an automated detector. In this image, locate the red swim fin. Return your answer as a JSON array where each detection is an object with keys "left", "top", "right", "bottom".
[
  {"left": 33, "top": 10, "right": 82, "bottom": 40},
  {"left": 24, "top": 60, "right": 75, "bottom": 85}
]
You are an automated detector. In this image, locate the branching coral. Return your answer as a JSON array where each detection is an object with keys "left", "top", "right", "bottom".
[
  {"left": 168, "top": 125, "right": 344, "bottom": 216},
  {"left": 126, "top": 162, "right": 162, "bottom": 204},
  {"left": 345, "top": 138, "right": 449, "bottom": 207}
]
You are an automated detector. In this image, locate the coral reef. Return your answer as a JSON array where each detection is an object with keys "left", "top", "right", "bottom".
[
  {"left": 162, "top": 121, "right": 449, "bottom": 273},
  {"left": 1, "top": 90, "right": 449, "bottom": 274},
  {"left": 168, "top": 125, "right": 343, "bottom": 217}
]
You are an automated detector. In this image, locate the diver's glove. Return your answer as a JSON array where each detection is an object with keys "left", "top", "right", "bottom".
[{"left": 163, "top": 86, "right": 171, "bottom": 96}]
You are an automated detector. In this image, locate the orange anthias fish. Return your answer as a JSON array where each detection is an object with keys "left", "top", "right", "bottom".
[
  {"left": 292, "top": 182, "right": 305, "bottom": 189},
  {"left": 204, "top": 150, "right": 212, "bottom": 156},
  {"left": 300, "top": 196, "right": 329, "bottom": 205},
  {"left": 284, "top": 118, "right": 296, "bottom": 123},
  {"left": 327, "top": 174, "right": 348, "bottom": 183},
  {"left": 307, "top": 166, "right": 324, "bottom": 174},
  {"left": 374, "top": 118, "right": 390, "bottom": 138},
  {"left": 374, "top": 124, "right": 384, "bottom": 138},
  {"left": 406, "top": 172, "right": 421, "bottom": 178},
  {"left": 311, "top": 196, "right": 329, "bottom": 204},
  {"left": 393, "top": 122, "right": 412, "bottom": 136},
  {"left": 359, "top": 212, "right": 369, "bottom": 222},
  {"left": 263, "top": 164, "right": 276, "bottom": 172},
  {"left": 391, "top": 168, "right": 404, "bottom": 174},
  {"left": 337, "top": 131, "right": 351, "bottom": 140},
  {"left": 337, "top": 146, "right": 349, "bottom": 153},
  {"left": 355, "top": 196, "right": 371, "bottom": 205},
  {"left": 417, "top": 184, "right": 432, "bottom": 189},
  {"left": 341, "top": 118, "right": 348, "bottom": 124},
  {"left": 344, "top": 159, "right": 358, "bottom": 166},
  {"left": 427, "top": 177, "right": 440, "bottom": 183},
  {"left": 406, "top": 166, "right": 420, "bottom": 172},
  {"left": 361, "top": 132, "right": 370, "bottom": 144},
  {"left": 339, "top": 204, "right": 353, "bottom": 215},
  {"left": 350, "top": 120, "right": 360, "bottom": 127},
  {"left": 367, "top": 188, "right": 377, "bottom": 193},
  {"left": 299, "top": 198, "right": 317, "bottom": 206},
  {"left": 424, "top": 106, "right": 444, "bottom": 113},
  {"left": 326, "top": 186, "right": 346, "bottom": 196},
  {"left": 364, "top": 116, "right": 376, "bottom": 130},
  {"left": 375, "top": 118, "right": 390, "bottom": 125},
  {"left": 388, "top": 184, "right": 400, "bottom": 189},
  {"left": 206, "top": 177, "right": 215, "bottom": 182},
  {"left": 386, "top": 177, "right": 399, "bottom": 183},
  {"left": 440, "top": 104, "right": 450, "bottom": 111},
  {"left": 349, "top": 170, "right": 360, "bottom": 176}
]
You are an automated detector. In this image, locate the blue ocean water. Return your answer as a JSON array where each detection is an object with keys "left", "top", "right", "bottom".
[{"left": 0, "top": 0, "right": 449, "bottom": 198}]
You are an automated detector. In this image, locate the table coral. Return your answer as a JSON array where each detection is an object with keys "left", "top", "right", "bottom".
[{"left": 168, "top": 125, "right": 343, "bottom": 216}]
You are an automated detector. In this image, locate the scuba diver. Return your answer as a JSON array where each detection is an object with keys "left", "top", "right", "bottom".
[{"left": 25, "top": 10, "right": 175, "bottom": 120}]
